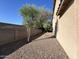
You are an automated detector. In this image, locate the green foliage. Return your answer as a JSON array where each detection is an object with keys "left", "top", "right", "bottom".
[
  {"left": 20, "top": 5, "right": 39, "bottom": 29},
  {"left": 20, "top": 4, "right": 53, "bottom": 32},
  {"left": 43, "top": 21, "right": 52, "bottom": 32},
  {"left": 35, "top": 7, "right": 52, "bottom": 32}
]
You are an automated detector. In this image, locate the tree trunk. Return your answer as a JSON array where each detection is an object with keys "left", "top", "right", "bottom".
[{"left": 27, "top": 28, "right": 31, "bottom": 42}]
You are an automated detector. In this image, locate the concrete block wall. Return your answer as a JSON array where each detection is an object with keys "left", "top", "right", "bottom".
[
  {"left": 0, "top": 27, "right": 27, "bottom": 45},
  {"left": 31, "top": 28, "right": 42, "bottom": 37},
  {"left": 0, "top": 23, "right": 42, "bottom": 45}
]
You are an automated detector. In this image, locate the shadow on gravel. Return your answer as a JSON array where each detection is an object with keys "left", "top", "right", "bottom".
[
  {"left": 33, "top": 36, "right": 54, "bottom": 42},
  {"left": 0, "top": 32, "right": 45, "bottom": 59}
]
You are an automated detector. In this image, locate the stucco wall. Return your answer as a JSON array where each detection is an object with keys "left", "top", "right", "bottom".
[
  {"left": 75, "top": 0, "right": 79, "bottom": 59},
  {"left": 0, "top": 23, "right": 42, "bottom": 45},
  {"left": 53, "top": 0, "right": 60, "bottom": 36},
  {"left": 54, "top": 0, "right": 78, "bottom": 59}
]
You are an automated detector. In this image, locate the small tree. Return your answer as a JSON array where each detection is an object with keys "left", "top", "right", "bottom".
[
  {"left": 36, "top": 7, "right": 53, "bottom": 32},
  {"left": 20, "top": 5, "right": 39, "bottom": 42}
]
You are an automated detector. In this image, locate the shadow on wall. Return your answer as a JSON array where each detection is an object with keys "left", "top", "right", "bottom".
[
  {"left": 59, "top": 0, "right": 74, "bottom": 18},
  {"left": 53, "top": 0, "right": 74, "bottom": 38},
  {"left": 53, "top": 20, "right": 58, "bottom": 38},
  {"left": 0, "top": 32, "right": 45, "bottom": 59}
]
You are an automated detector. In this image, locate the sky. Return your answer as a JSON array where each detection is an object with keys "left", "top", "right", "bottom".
[{"left": 0, "top": 0, "right": 53, "bottom": 25}]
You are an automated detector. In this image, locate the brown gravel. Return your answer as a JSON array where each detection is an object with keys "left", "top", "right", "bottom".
[{"left": 0, "top": 32, "right": 69, "bottom": 59}]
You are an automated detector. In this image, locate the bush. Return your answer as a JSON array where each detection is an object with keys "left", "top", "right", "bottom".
[{"left": 43, "top": 21, "right": 52, "bottom": 32}]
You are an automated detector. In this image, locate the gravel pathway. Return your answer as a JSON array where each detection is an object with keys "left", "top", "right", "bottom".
[{"left": 0, "top": 32, "right": 69, "bottom": 59}]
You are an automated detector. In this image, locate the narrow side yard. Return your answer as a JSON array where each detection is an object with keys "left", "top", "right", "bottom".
[{"left": 0, "top": 32, "right": 69, "bottom": 59}]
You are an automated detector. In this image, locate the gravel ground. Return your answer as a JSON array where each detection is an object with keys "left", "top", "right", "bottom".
[{"left": 0, "top": 32, "right": 69, "bottom": 59}]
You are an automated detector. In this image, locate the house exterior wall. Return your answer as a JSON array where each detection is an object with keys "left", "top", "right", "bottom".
[
  {"left": 75, "top": 0, "right": 79, "bottom": 59},
  {"left": 53, "top": 0, "right": 79, "bottom": 59},
  {"left": 53, "top": 0, "right": 60, "bottom": 36}
]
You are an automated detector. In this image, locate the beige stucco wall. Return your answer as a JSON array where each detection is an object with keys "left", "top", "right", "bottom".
[
  {"left": 53, "top": 0, "right": 79, "bottom": 59},
  {"left": 75, "top": 0, "right": 79, "bottom": 59},
  {"left": 53, "top": 0, "right": 60, "bottom": 35}
]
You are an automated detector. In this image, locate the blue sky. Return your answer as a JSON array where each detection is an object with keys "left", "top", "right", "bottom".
[{"left": 0, "top": 0, "right": 53, "bottom": 25}]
